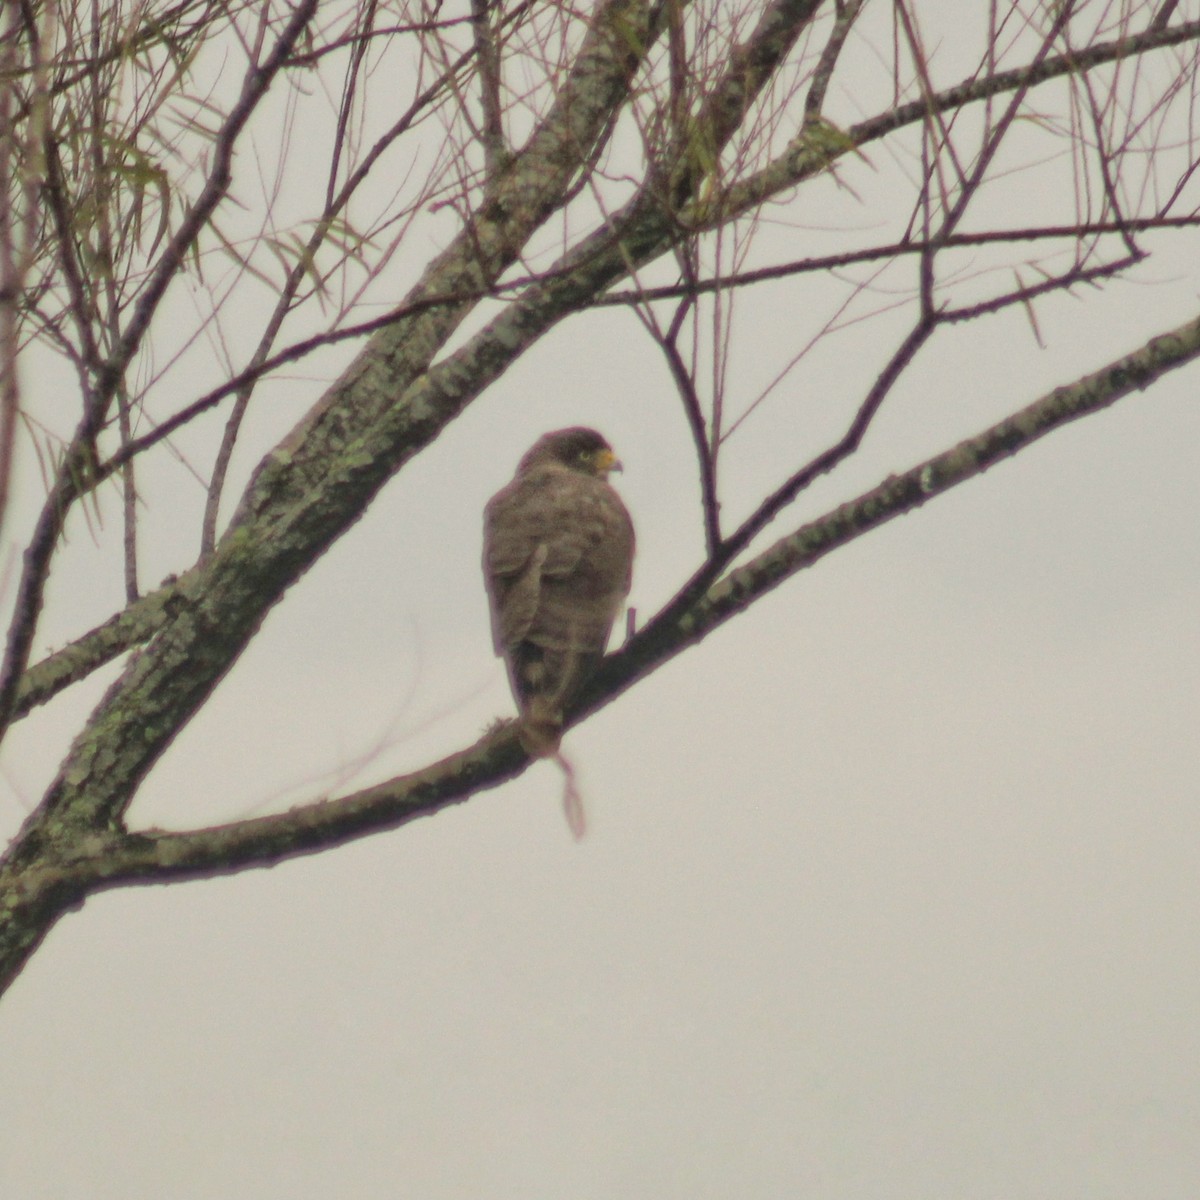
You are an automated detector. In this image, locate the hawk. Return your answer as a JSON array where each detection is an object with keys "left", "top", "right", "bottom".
[{"left": 484, "top": 427, "right": 635, "bottom": 762}]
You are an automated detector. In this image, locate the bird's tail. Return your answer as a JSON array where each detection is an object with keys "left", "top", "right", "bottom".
[{"left": 517, "top": 712, "right": 587, "bottom": 840}]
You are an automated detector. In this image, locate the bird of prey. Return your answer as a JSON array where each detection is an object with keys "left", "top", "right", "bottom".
[{"left": 483, "top": 427, "right": 635, "bottom": 763}]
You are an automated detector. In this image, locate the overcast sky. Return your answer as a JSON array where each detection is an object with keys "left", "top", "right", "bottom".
[{"left": 1, "top": 4, "right": 1198, "bottom": 1197}]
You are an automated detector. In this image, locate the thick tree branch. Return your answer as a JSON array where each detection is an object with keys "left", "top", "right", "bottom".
[
  {"left": 804, "top": 0, "right": 866, "bottom": 116},
  {"left": 12, "top": 579, "right": 184, "bottom": 718}
]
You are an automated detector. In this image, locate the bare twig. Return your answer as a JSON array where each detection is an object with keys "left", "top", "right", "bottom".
[
  {"left": 640, "top": 285, "right": 723, "bottom": 555},
  {"left": 942, "top": 252, "right": 1143, "bottom": 324},
  {"left": 1150, "top": 1, "right": 1181, "bottom": 33},
  {"left": 718, "top": 316, "right": 936, "bottom": 564},
  {"left": 597, "top": 216, "right": 1200, "bottom": 305}
]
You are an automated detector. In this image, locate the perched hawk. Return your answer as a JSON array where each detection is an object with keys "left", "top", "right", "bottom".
[{"left": 484, "top": 427, "right": 635, "bottom": 760}]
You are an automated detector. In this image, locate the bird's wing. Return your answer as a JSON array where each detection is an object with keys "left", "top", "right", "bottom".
[
  {"left": 484, "top": 471, "right": 585, "bottom": 574},
  {"left": 484, "top": 468, "right": 633, "bottom": 656}
]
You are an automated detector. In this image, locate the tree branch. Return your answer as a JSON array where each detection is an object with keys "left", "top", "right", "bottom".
[
  {"left": 713, "top": 17, "right": 1200, "bottom": 224},
  {"left": 470, "top": 0, "right": 508, "bottom": 177},
  {"left": 804, "top": 0, "right": 867, "bottom": 117},
  {"left": 596, "top": 218, "right": 1200, "bottom": 306},
  {"left": 12, "top": 578, "right": 184, "bottom": 718},
  {"left": 4, "top": 298, "right": 1197, "bottom": 1002},
  {"left": 591, "top": 303, "right": 1200, "bottom": 704}
]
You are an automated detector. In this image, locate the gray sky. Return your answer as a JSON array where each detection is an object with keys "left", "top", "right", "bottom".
[{"left": 1, "top": 3, "right": 1199, "bottom": 1197}]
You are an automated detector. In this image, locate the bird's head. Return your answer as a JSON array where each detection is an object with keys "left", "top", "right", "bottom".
[{"left": 518, "top": 427, "right": 622, "bottom": 478}]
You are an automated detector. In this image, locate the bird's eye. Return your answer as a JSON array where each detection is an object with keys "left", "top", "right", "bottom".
[{"left": 577, "top": 449, "right": 592, "bottom": 463}]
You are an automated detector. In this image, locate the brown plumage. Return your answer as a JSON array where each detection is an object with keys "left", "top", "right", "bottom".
[{"left": 483, "top": 427, "right": 635, "bottom": 761}]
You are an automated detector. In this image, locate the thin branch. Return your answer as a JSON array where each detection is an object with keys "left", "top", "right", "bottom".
[
  {"left": 12, "top": 578, "right": 183, "bottom": 718},
  {"left": 0, "top": 0, "right": 32, "bottom": 536},
  {"left": 639, "top": 285, "right": 723, "bottom": 555},
  {"left": 117, "top": 382, "right": 139, "bottom": 601},
  {"left": 471, "top": 0, "right": 508, "bottom": 176},
  {"left": 325, "top": 0, "right": 378, "bottom": 209},
  {"left": 599, "top": 302, "right": 1200, "bottom": 704},
  {"left": 40, "top": 138, "right": 103, "bottom": 381},
  {"left": 83, "top": 208, "right": 1196, "bottom": 487},
  {"left": 859, "top": 12, "right": 1200, "bottom": 144},
  {"left": 715, "top": 314, "right": 936, "bottom": 564},
  {"left": 804, "top": 0, "right": 866, "bottom": 117},
  {"left": 596, "top": 216, "right": 1200, "bottom": 305},
  {"left": 941, "top": 251, "right": 1143, "bottom": 324},
  {"left": 1150, "top": 1, "right": 1181, "bottom": 33}
]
